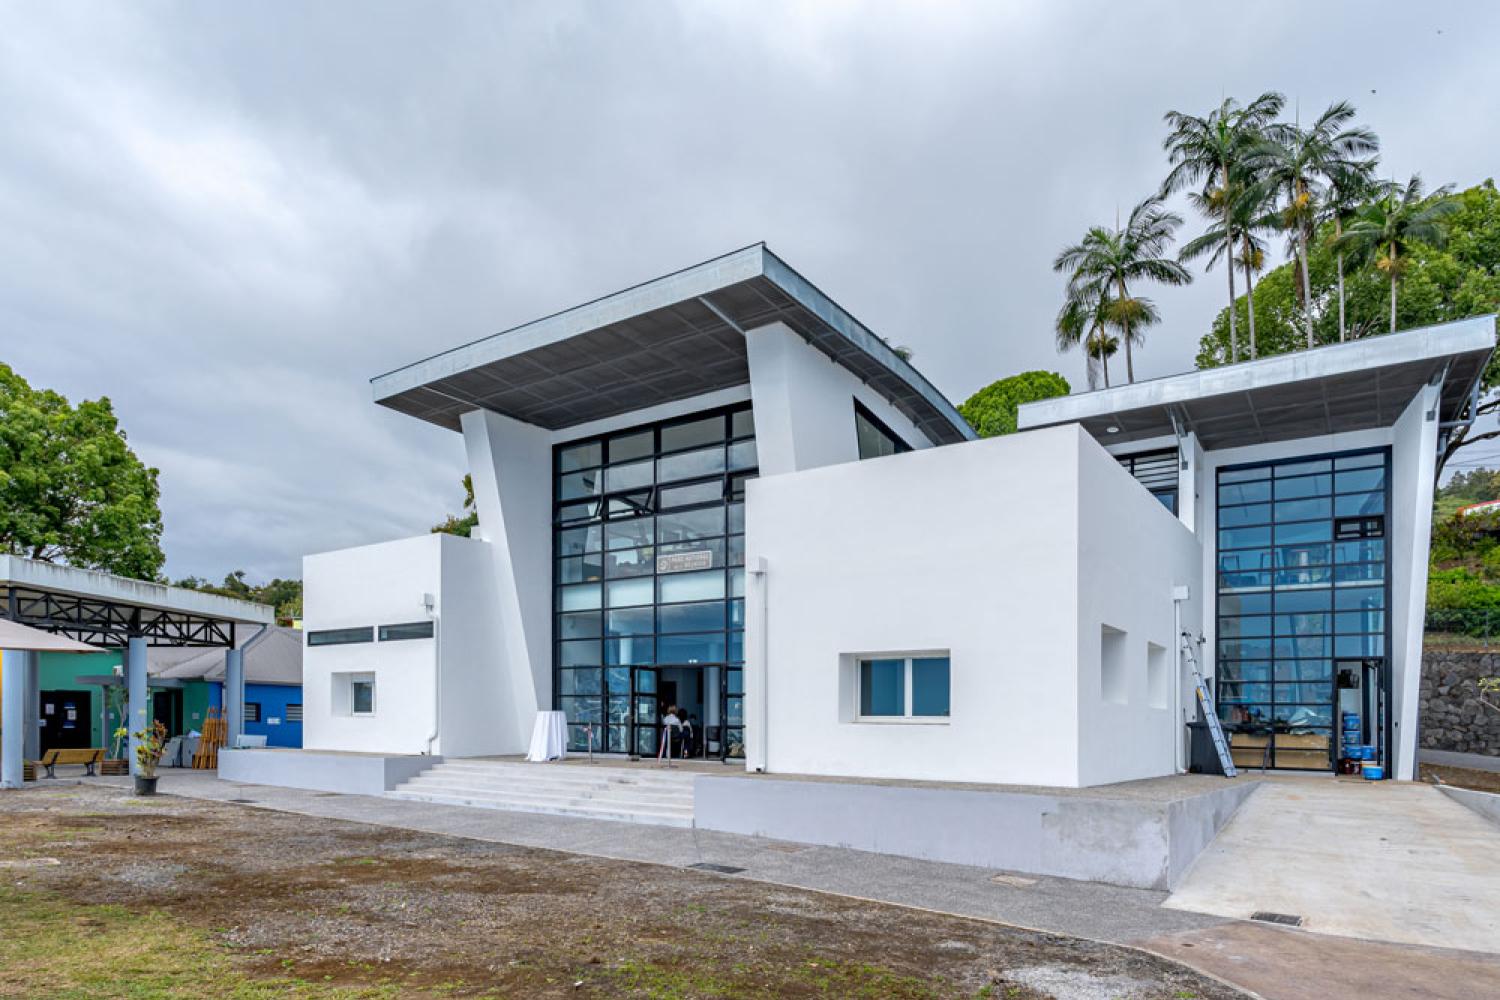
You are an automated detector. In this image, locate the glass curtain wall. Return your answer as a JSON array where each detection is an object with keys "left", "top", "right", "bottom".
[
  {"left": 1215, "top": 449, "right": 1389, "bottom": 770},
  {"left": 554, "top": 404, "right": 753, "bottom": 758}
]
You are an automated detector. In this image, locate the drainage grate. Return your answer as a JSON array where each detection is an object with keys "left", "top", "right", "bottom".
[
  {"left": 687, "top": 862, "right": 746, "bottom": 875},
  {"left": 1250, "top": 911, "right": 1303, "bottom": 927},
  {"left": 226, "top": 798, "right": 257, "bottom": 805}
]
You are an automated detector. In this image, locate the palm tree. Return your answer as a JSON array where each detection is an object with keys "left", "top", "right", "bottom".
[
  {"left": 1334, "top": 175, "right": 1457, "bottom": 333},
  {"left": 1177, "top": 180, "right": 1275, "bottom": 361},
  {"left": 1321, "top": 159, "right": 1380, "bottom": 341},
  {"left": 1052, "top": 195, "right": 1192, "bottom": 383},
  {"left": 1162, "top": 92, "right": 1283, "bottom": 363},
  {"left": 1248, "top": 101, "right": 1379, "bottom": 348},
  {"left": 1056, "top": 288, "right": 1115, "bottom": 389}
]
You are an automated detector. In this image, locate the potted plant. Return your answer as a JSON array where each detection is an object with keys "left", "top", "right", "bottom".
[{"left": 122, "top": 720, "right": 169, "bottom": 796}]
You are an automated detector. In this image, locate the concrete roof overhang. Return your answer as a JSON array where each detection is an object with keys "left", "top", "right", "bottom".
[
  {"left": 371, "top": 244, "right": 975, "bottom": 446},
  {"left": 0, "top": 556, "right": 273, "bottom": 649},
  {"left": 1017, "top": 316, "right": 1497, "bottom": 450}
]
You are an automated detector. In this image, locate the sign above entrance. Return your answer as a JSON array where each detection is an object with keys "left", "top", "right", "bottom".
[{"left": 657, "top": 550, "right": 714, "bottom": 574}]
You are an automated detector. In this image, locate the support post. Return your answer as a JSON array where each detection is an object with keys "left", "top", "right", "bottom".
[
  {"left": 21, "top": 651, "right": 39, "bottom": 762},
  {"left": 1, "top": 649, "right": 25, "bottom": 788},
  {"left": 126, "top": 637, "right": 147, "bottom": 777},
  {"left": 224, "top": 648, "right": 244, "bottom": 747}
]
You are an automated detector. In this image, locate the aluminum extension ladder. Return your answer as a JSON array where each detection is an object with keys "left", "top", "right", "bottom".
[{"left": 1181, "top": 631, "right": 1238, "bottom": 778}]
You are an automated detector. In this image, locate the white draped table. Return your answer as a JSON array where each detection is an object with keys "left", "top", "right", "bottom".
[{"left": 525, "top": 710, "right": 568, "bottom": 762}]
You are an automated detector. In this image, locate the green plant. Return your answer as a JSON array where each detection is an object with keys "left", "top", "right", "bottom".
[
  {"left": 123, "top": 720, "right": 170, "bottom": 779},
  {"left": 1334, "top": 175, "right": 1459, "bottom": 333},
  {"left": 958, "top": 372, "right": 1071, "bottom": 438}
]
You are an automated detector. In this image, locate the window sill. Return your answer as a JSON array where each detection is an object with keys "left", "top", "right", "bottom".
[{"left": 852, "top": 716, "right": 950, "bottom": 726}]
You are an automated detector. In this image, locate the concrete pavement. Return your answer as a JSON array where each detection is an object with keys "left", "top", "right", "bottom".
[
  {"left": 58, "top": 770, "right": 1500, "bottom": 998},
  {"left": 1164, "top": 778, "right": 1500, "bottom": 954}
]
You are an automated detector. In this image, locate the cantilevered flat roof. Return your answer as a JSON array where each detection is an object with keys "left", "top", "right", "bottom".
[
  {"left": 1017, "top": 316, "right": 1496, "bottom": 450},
  {"left": 0, "top": 556, "right": 273, "bottom": 648},
  {"left": 372, "top": 244, "right": 975, "bottom": 446}
]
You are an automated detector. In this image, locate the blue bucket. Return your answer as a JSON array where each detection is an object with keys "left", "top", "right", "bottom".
[{"left": 1363, "top": 765, "right": 1385, "bottom": 780}]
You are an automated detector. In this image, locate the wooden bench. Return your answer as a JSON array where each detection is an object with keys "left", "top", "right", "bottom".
[{"left": 37, "top": 748, "right": 105, "bottom": 778}]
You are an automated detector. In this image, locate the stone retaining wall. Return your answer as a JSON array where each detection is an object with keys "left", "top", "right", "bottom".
[{"left": 1420, "top": 649, "right": 1500, "bottom": 756}]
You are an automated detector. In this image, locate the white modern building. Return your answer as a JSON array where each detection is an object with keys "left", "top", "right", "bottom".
[{"left": 299, "top": 244, "right": 1495, "bottom": 787}]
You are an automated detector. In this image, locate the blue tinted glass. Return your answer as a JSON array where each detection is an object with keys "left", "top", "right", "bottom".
[
  {"left": 560, "top": 669, "right": 602, "bottom": 696},
  {"left": 559, "top": 640, "right": 601, "bottom": 667},
  {"left": 1335, "top": 467, "right": 1386, "bottom": 493},
  {"left": 911, "top": 658, "right": 950, "bottom": 717},
  {"left": 657, "top": 601, "right": 724, "bottom": 633},
  {"left": 1220, "top": 526, "right": 1272, "bottom": 550},
  {"left": 606, "top": 607, "right": 653, "bottom": 636},
  {"left": 1219, "top": 592, "right": 1272, "bottom": 616},
  {"left": 1276, "top": 521, "right": 1331, "bottom": 545},
  {"left": 558, "top": 611, "right": 601, "bottom": 640},
  {"left": 1274, "top": 613, "right": 1329, "bottom": 636},
  {"left": 860, "top": 659, "right": 904, "bottom": 716},
  {"left": 1220, "top": 481, "right": 1271, "bottom": 505},
  {"left": 1274, "top": 474, "right": 1332, "bottom": 499},
  {"left": 1275, "top": 497, "right": 1331, "bottom": 522},
  {"left": 1219, "top": 504, "right": 1271, "bottom": 528},
  {"left": 1335, "top": 634, "right": 1385, "bottom": 657},
  {"left": 1218, "top": 570, "right": 1271, "bottom": 592},
  {"left": 728, "top": 632, "right": 743, "bottom": 664},
  {"left": 1219, "top": 638, "right": 1272, "bottom": 659},
  {"left": 657, "top": 632, "right": 726, "bottom": 664},
  {"left": 1335, "top": 586, "right": 1385, "bottom": 611},
  {"left": 1218, "top": 660, "right": 1272, "bottom": 682},
  {"left": 1220, "top": 616, "right": 1271, "bottom": 638},
  {"left": 1274, "top": 588, "right": 1332, "bottom": 612},
  {"left": 605, "top": 637, "right": 654, "bottom": 666},
  {"left": 1334, "top": 492, "right": 1385, "bottom": 516}
]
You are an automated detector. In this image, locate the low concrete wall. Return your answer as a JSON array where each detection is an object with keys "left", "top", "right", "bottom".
[
  {"left": 1419, "top": 748, "right": 1500, "bottom": 773},
  {"left": 1439, "top": 785, "right": 1500, "bottom": 828},
  {"left": 218, "top": 749, "right": 438, "bottom": 796},
  {"left": 694, "top": 776, "right": 1259, "bottom": 890}
]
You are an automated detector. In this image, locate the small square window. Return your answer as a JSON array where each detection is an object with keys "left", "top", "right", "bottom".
[
  {"left": 856, "top": 655, "right": 949, "bottom": 720},
  {"left": 352, "top": 680, "right": 375, "bottom": 715},
  {"left": 285, "top": 704, "right": 304, "bottom": 723},
  {"left": 243, "top": 702, "right": 261, "bottom": 723}
]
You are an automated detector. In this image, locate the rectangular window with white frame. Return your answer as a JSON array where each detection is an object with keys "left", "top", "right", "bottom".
[
  {"left": 855, "top": 654, "right": 950, "bottom": 721},
  {"left": 332, "top": 671, "right": 376, "bottom": 717}
]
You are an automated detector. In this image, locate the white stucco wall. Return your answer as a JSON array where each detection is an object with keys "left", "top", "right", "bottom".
[
  {"left": 435, "top": 533, "right": 509, "bottom": 757},
  {"left": 1075, "top": 439, "right": 1203, "bottom": 786},
  {"left": 302, "top": 535, "right": 443, "bottom": 755},
  {"left": 745, "top": 321, "right": 934, "bottom": 477},
  {"left": 744, "top": 423, "right": 1199, "bottom": 787}
]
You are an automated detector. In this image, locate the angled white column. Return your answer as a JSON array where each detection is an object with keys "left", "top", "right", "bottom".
[
  {"left": 126, "top": 637, "right": 147, "bottom": 777},
  {"left": 1, "top": 649, "right": 25, "bottom": 787},
  {"left": 461, "top": 408, "right": 553, "bottom": 753}
]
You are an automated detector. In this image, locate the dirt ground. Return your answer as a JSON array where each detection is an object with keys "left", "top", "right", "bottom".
[
  {"left": 0, "top": 784, "right": 1244, "bottom": 999},
  {"left": 1420, "top": 761, "right": 1500, "bottom": 794}
]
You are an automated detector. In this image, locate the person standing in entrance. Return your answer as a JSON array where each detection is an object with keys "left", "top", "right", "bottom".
[{"left": 658, "top": 704, "right": 683, "bottom": 764}]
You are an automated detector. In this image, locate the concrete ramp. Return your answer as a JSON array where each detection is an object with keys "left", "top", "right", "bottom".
[{"left": 1164, "top": 779, "right": 1500, "bottom": 954}]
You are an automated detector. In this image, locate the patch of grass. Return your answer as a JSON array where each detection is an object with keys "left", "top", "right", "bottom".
[
  {"left": 603, "top": 954, "right": 946, "bottom": 999},
  {"left": 0, "top": 887, "right": 402, "bottom": 999}
]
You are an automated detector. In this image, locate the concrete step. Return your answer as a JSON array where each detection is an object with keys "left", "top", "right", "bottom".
[
  {"left": 404, "top": 775, "right": 693, "bottom": 803},
  {"left": 386, "top": 787, "right": 694, "bottom": 827},
  {"left": 386, "top": 760, "right": 697, "bottom": 828}
]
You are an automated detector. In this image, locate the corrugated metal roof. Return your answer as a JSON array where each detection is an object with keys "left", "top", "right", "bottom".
[{"left": 152, "top": 625, "right": 302, "bottom": 686}]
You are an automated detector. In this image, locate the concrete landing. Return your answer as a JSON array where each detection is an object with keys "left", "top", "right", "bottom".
[{"left": 1164, "top": 778, "right": 1500, "bottom": 954}]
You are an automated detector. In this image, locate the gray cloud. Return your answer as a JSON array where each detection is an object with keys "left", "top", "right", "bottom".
[{"left": 2, "top": 1, "right": 1496, "bottom": 579}]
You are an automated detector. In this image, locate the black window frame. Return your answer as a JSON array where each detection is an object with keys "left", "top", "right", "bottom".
[
  {"left": 378, "top": 621, "right": 435, "bottom": 641},
  {"left": 307, "top": 626, "right": 374, "bottom": 647},
  {"left": 243, "top": 702, "right": 261, "bottom": 724},
  {"left": 853, "top": 399, "right": 912, "bottom": 460}
]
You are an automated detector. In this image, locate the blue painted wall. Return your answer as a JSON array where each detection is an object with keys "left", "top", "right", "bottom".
[{"left": 240, "top": 682, "right": 302, "bottom": 748}]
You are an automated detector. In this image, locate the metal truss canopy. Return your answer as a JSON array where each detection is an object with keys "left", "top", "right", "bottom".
[
  {"left": 371, "top": 244, "right": 975, "bottom": 447},
  {"left": 0, "top": 556, "right": 272, "bottom": 651}
]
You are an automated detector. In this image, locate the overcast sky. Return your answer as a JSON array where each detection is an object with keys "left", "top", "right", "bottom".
[{"left": 3, "top": 2, "right": 1497, "bottom": 582}]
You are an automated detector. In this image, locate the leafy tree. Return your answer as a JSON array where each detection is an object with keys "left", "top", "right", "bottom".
[
  {"left": 959, "top": 371, "right": 1071, "bottom": 438},
  {"left": 431, "top": 473, "right": 479, "bottom": 538},
  {"left": 1321, "top": 159, "right": 1381, "bottom": 341},
  {"left": 1052, "top": 194, "right": 1192, "bottom": 383},
  {"left": 1162, "top": 92, "right": 1284, "bottom": 362},
  {"left": 1196, "top": 179, "right": 1500, "bottom": 464},
  {"left": 1055, "top": 287, "right": 1119, "bottom": 388},
  {"left": 0, "top": 363, "right": 164, "bottom": 579},
  {"left": 1334, "top": 175, "right": 1458, "bottom": 333},
  {"left": 1434, "top": 468, "right": 1500, "bottom": 520},
  {"left": 1246, "top": 100, "right": 1379, "bottom": 347},
  {"left": 172, "top": 572, "right": 303, "bottom": 621}
]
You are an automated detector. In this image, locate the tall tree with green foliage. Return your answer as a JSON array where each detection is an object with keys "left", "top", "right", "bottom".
[
  {"left": 1052, "top": 194, "right": 1191, "bottom": 383},
  {"left": 0, "top": 363, "right": 164, "bottom": 579},
  {"left": 1247, "top": 100, "right": 1379, "bottom": 348},
  {"left": 1055, "top": 287, "right": 1119, "bottom": 388},
  {"left": 431, "top": 474, "right": 479, "bottom": 538},
  {"left": 958, "top": 371, "right": 1071, "bottom": 438},
  {"left": 1334, "top": 175, "right": 1458, "bottom": 333},
  {"left": 1321, "top": 159, "right": 1380, "bottom": 341},
  {"left": 1161, "top": 92, "right": 1284, "bottom": 363}
]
